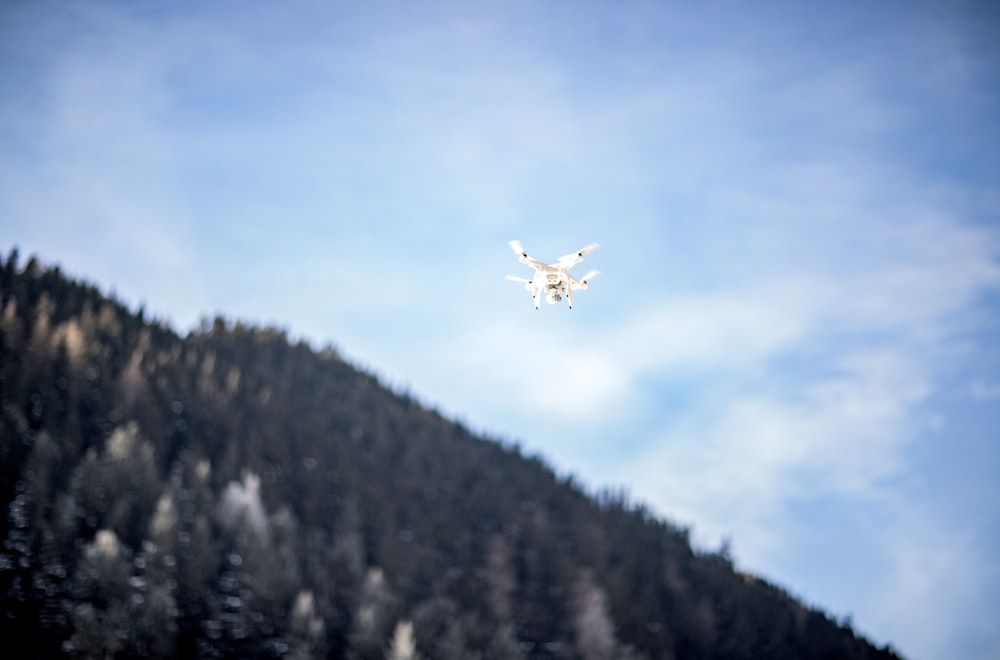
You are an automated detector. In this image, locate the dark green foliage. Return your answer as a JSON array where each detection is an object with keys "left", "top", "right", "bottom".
[{"left": 0, "top": 249, "right": 903, "bottom": 659}]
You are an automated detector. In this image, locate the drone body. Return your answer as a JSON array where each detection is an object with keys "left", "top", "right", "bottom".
[{"left": 505, "top": 240, "right": 600, "bottom": 309}]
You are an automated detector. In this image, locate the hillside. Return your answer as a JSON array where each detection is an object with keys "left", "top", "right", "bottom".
[{"left": 0, "top": 249, "right": 902, "bottom": 659}]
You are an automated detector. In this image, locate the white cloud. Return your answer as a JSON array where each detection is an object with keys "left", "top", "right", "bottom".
[
  {"left": 869, "top": 499, "right": 1000, "bottom": 659},
  {"left": 431, "top": 315, "right": 632, "bottom": 424},
  {"left": 970, "top": 382, "right": 1000, "bottom": 400},
  {"left": 612, "top": 287, "right": 814, "bottom": 373},
  {"left": 623, "top": 345, "right": 927, "bottom": 519}
]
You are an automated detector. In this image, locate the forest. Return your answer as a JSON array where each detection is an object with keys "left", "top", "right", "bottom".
[{"left": 0, "top": 248, "right": 903, "bottom": 659}]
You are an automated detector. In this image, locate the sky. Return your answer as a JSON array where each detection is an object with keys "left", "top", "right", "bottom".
[{"left": 2, "top": 0, "right": 999, "bottom": 657}]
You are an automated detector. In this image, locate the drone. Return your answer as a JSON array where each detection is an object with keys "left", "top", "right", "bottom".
[{"left": 505, "top": 240, "right": 600, "bottom": 309}]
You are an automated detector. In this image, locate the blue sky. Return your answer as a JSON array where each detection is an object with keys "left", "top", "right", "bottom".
[{"left": 2, "top": 1, "right": 999, "bottom": 657}]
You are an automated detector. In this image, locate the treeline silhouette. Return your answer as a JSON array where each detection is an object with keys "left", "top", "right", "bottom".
[{"left": 0, "top": 249, "right": 902, "bottom": 659}]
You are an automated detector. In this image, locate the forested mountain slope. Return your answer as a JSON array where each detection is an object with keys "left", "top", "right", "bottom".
[{"left": 0, "top": 250, "right": 902, "bottom": 659}]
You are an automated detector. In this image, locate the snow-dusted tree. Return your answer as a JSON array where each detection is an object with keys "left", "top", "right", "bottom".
[
  {"left": 217, "top": 471, "right": 268, "bottom": 536},
  {"left": 386, "top": 620, "right": 421, "bottom": 660},
  {"left": 67, "top": 530, "right": 132, "bottom": 658},
  {"left": 288, "top": 590, "right": 327, "bottom": 659},
  {"left": 572, "top": 568, "right": 618, "bottom": 660},
  {"left": 348, "top": 567, "right": 398, "bottom": 659},
  {"left": 485, "top": 533, "right": 515, "bottom": 624}
]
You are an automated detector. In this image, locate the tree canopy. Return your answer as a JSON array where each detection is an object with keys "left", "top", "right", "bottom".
[{"left": 0, "top": 249, "right": 902, "bottom": 659}]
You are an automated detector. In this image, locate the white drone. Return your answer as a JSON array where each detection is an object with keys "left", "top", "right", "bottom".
[{"left": 505, "top": 240, "right": 600, "bottom": 309}]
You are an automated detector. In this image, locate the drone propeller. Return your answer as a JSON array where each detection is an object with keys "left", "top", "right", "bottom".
[
  {"left": 559, "top": 242, "right": 600, "bottom": 264},
  {"left": 505, "top": 275, "right": 532, "bottom": 284},
  {"left": 508, "top": 240, "right": 527, "bottom": 257},
  {"left": 579, "top": 269, "right": 600, "bottom": 284}
]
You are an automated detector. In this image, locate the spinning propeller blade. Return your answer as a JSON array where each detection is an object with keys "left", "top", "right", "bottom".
[
  {"left": 505, "top": 275, "right": 532, "bottom": 284},
  {"left": 559, "top": 242, "right": 600, "bottom": 264},
  {"left": 508, "top": 240, "right": 527, "bottom": 257},
  {"left": 579, "top": 269, "right": 600, "bottom": 284}
]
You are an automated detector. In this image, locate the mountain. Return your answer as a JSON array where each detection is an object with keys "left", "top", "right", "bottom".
[{"left": 0, "top": 249, "right": 902, "bottom": 659}]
